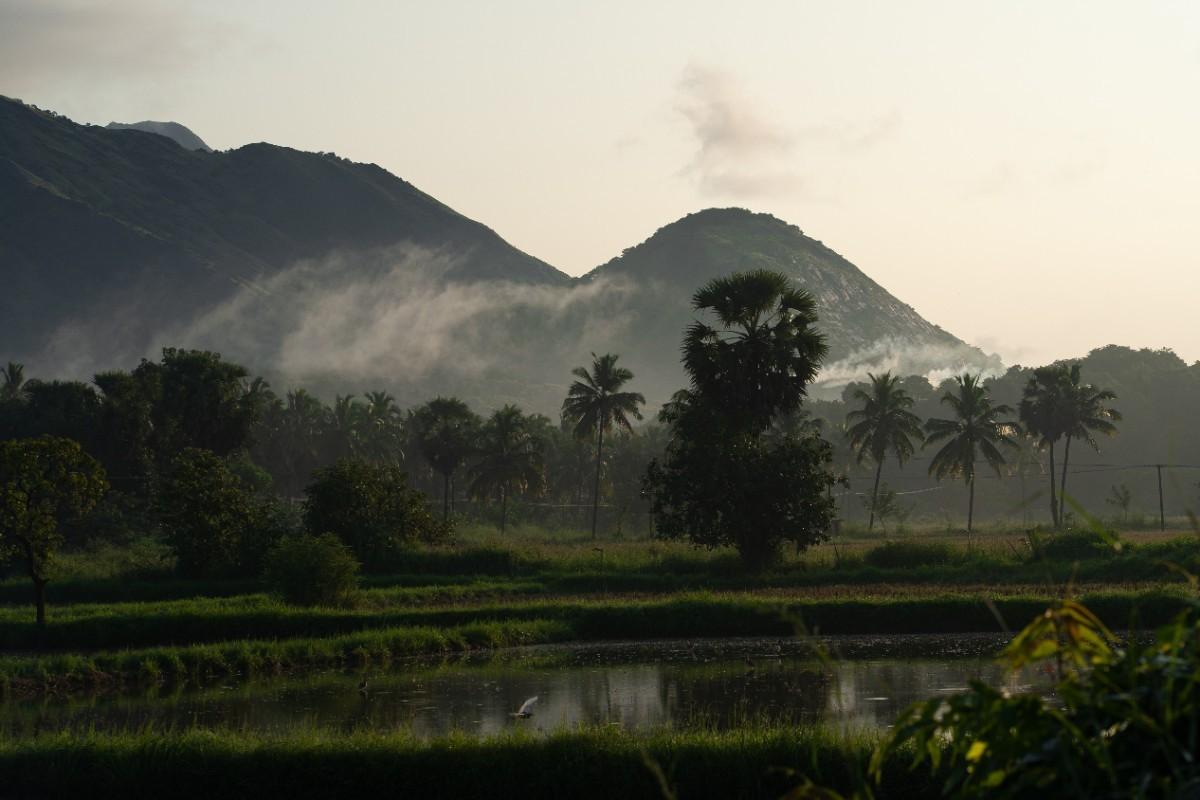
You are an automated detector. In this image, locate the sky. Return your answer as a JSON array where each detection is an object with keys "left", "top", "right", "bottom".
[{"left": 3, "top": 0, "right": 1199, "bottom": 368}]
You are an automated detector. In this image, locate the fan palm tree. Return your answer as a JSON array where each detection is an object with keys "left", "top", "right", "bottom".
[
  {"left": 412, "top": 397, "right": 479, "bottom": 521},
  {"left": 924, "top": 374, "right": 1018, "bottom": 532},
  {"left": 562, "top": 353, "right": 644, "bottom": 540},
  {"left": 845, "top": 372, "right": 925, "bottom": 530},
  {"left": 469, "top": 405, "right": 545, "bottom": 533},
  {"left": 1018, "top": 365, "right": 1070, "bottom": 528},
  {"left": 683, "top": 270, "right": 826, "bottom": 430},
  {"left": 1, "top": 362, "right": 26, "bottom": 403},
  {"left": 1057, "top": 365, "right": 1120, "bottom": 522}
]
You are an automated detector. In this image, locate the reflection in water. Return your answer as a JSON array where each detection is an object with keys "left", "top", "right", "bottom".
[{"left": 1, "top": 636, "right": 1042, "bottom": 738}]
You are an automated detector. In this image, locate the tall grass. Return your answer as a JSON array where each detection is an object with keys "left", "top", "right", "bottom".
[{"left": 0, "top": 725, "right": 930, "bottom": 800}]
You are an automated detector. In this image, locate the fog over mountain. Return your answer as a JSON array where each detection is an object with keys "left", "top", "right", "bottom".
[
  {"left": 104, "top": 120, "right": 213, "bottom": 152},
  {"left": 1, "top": 97, "right": 999, "bottom": 411}
]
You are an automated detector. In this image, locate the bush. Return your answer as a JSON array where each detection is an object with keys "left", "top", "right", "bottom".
[
  {"left": 1038, "top": 530, "right": 1120, "bottom": 561},
  {"left": 863, "top": 541, "right": 955, "bottom": 569},
  {"left": 304, "top": 460, "right": 448, "bottom": 570},
  {"left": 264, "top": 533, "right": 360, "bottom": 607}
]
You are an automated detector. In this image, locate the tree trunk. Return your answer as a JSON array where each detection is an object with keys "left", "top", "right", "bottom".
[
  {"left": 1058, "top": 436, "right": 1073, "bottom": 526},
  {"left": 869, "top": 460, "right": 883, "bottom": 532},
  {"left": 500, "top": 486, "right": 508, "bottom": 535},
  {"left": 591, "top": 423, "right": 605, "bottom": 541},
  {"left": 442, "top": 473, "right": 450, "bottom": 522},
  {"left": 1047, "top": 441, "right": 1059, "bottom": 529},
  {"left": 34, "top": 577, "right": 47, "bottom": 631},
  {"left": 967, "top": 476, "right": 976, "bottom": 534}
]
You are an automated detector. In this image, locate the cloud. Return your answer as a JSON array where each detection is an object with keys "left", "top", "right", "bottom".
[
  {"left": 809, "top": 336, "right": 1005, "bottom": 399},
  {"left": 157, "top": 243, "right": 641, "bottom": 388},
  {"left": 675, "top": 64, "right": 801, "bottom": 198},
  {"left": 674, "top": 64, "right": 901, "bottom": 199},
  {"left": 0, "top": 0, "right": 229, "bottom": 84}
]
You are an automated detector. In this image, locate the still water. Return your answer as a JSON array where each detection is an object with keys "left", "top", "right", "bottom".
[{"left": 2, "top": 635, "right": 1042, "bottom": 738}]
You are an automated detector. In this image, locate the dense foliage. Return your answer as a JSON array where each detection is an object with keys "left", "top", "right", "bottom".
[
  {"left": 264, "top": 533, "right": 360, "bottom": 607},
  {"left": 303, "top": 460, "right": 447, "bottom": 568}
]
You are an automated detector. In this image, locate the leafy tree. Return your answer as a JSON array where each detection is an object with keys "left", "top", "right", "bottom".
[
  {"left": 845, "top": 371, "right": 924, "bottom": 530},
  {"left": 469, "top": 405, "right": 545, "bottom": 533},
  {"left": 562, "top": 353, "right": 645, "bottom": 539},
  {"left": 264, "top": 533, "right": 360, "bottom": 607},
  {"left": 0, "top": 437, "right": 108, "bottom": 628},
  {"left": 1105, "top": 483, "right": 1133, "bottom": 523},
  {"left": 411, "top": 397, "right": 480, "bottom": 522},
  {"left": 303, "top": 459, "right": 446, "bottom": 568},
  {"left": 157, "top": 448, "right": 282, "bottom": 578},
  {"left": 924, "top": 374, "right": 1018, "bottom": 532},
  {"left": 645, "top": 270, "right": 837, "bottom": 569},
  {"left": 1057, "top": 364, "right": 1121, "bottom": 522}
]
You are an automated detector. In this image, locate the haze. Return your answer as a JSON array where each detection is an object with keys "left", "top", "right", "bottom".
[{"left": 3, "top": 0, "right": 1198, "bottom": 367}]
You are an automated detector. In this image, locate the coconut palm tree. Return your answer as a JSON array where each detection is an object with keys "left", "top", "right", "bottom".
[
  {"left": 1018, "top": 365, "right": 1070, "bottom": 527},
  {"left": 924, "top": 374, "right": 1018, "bottom": 533},
  {"left": 845, "top": 372, "right": 925, "bottom": 531},
  {"left": 562, "top": 353, "right": 645, "bottom": 540},
  {"left": 361, "top": 390, "right": 403, "bottom": 464},
  {"left": 469, "top": 405, "right": 545, "bottom": 533},
  {"left": 1057, "top": 365, "right": 1121, "bottom": 522}
]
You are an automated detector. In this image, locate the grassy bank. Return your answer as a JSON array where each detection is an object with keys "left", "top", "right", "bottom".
[
  {"left": 0, "top": 726, "right": 929, "bottom": 800},
  {"left": 0, "top": 589, "right": 1187, "bottom": 696},
  {"left": 0, "top": 586, "right": 1189, "bottom": 653}
]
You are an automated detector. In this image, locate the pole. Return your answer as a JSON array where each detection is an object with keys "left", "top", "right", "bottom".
[{"left": 1157, "top": 464, "right": 1165, "bottom": 532}]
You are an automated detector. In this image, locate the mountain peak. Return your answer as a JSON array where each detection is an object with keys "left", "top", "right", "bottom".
[{"left": 105, "top": 120, "right": 212, "bottom": 152}]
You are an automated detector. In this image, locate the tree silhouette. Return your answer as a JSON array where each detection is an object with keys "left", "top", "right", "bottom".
[
  {"left": 1057, "top": 365, "right": 1121, "bottom": 522},
  {"left": 845, "top": 371, "right": 924, "bottom": 530},
  {"left": 411, "top": 397, "right": 479, "bottom": 522},
  {"left": 924, "top": 374, "right": 1017, "bottom": 532},
  {"left": 1019, "top": 365, "right": 1071, "bottom": 528},
  {"left": 469, "top": 405, "right": 545, "bottom": 533},
  {"left": 0, "top": 362, "right": 26, "bottom": 403},
  {"left": 562, "top": 353, "right": 644, "bottom": 539}
]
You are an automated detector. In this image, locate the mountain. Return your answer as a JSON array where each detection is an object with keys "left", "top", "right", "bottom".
[
  {"left": 1, "top": 97, "right": 996, "bottom": 411},
  {"left": 0, "top": 96, "right": 568, "bottom": 370},
  {"left": 581, "top": 209, "right": 999, "bottom": 400},
  {"left": 105, "top": 120, "right": 213, "bottom": 152}
]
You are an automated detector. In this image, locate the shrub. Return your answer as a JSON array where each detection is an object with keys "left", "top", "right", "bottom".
[
  {"left": 264, "top": 533, "right": 360, "bottom": 607},
  {"left": 863, "top": 541, "right": 955, "bottom": 569},
  {"left": 1038, "top": 530, "right": 1120, "bottom": 561},
  {"left": 304, "top": 460, "right": 448, "bottom": 570}
]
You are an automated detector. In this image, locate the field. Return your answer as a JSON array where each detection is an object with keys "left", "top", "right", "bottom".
[{"left": 1, "top": 523, "right": 1197, "bottom": 798}]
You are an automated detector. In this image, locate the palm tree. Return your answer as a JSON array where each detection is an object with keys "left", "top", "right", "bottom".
[
  {"left": 562, "top": 353, "right": 645, "bottom": 540},
  {"left": 361, "top": 390, "right": 403, "bottom": 464},
  {"left": 412, "top": 397, "right": 479, "bottom": 521},
  {"left": 0, "top": 362, "right": 26, "bottom": 403},
  {"left": 469, "top": 405, "right": 545, "bottom": 533},
  {"left": 845, "top": 372, "right": 924, "bottom": 531},
  {"left": 924, "top": 374, "right": 1018, "bottom": 533},
  {"left": 683, "top": 270, "right": 826, "bottom": 429},
  {"left": 1019, "top": 365, "right": 1070, "bottom": 528},
  {"left": 1057, "top": 365, "right": 1120, "bottom": 523}
]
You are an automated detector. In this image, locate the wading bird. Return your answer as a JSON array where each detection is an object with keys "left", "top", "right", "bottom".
[{"left": 511, "top": 696, "right": 539, "bottom": 718}]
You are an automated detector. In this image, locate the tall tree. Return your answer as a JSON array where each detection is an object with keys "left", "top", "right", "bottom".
[
  {"left": 924, "top": 374, "right": 1017, "bottom": 532},
  {"left": 1056, "top": 364, "right": 1121, "bottom": 523},
  {"left": 845, "top": 372, "right": 925, "bottom": 530},
  {"left": 411, "top": 397, "right": 479, "bottom": 522},
  {"left": 0, "top": 437, "right": 108, "bottom": 628},
  {"left": 1019, "top": 365, "right": 1069, "bottom": 528},
  {"left": 645, "top": 270, "right": 837, "bottom": 569},
  {"left": 469, "top": 405, "right": 545, "bottom": 533},
  {"left": 562, "top": 353, "right": 645, "bottom": 540}
]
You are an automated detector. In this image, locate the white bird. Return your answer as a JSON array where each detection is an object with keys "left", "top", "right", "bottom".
[{"left": 511, "top": 696, "right": 539, "bottom": 718}]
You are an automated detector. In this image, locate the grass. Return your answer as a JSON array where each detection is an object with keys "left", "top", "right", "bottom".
[
  {"left": 0, "top": 725, "right": 931, "bottom": 800},
  {"left": 0, "top": 589, "right": 1188, "bottom": 695}
]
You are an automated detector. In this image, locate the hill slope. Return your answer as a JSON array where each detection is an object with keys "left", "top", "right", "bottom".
[
  {"left": 582, "top": 209, "right": 998, "bottom": 399},
  {"left": 105, "top": 120, "right": 213, "bottom": 152},
  {"left": 0, "top": 97, "right": 568, "bottom": 368}
]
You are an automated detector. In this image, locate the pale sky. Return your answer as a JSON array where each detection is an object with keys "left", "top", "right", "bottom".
[{"left": 3, "top": 0, "right": 1198, "bottom": 367}]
